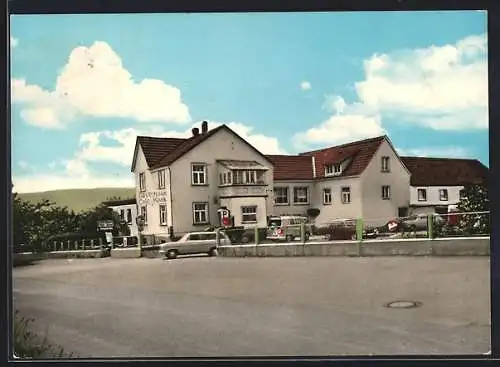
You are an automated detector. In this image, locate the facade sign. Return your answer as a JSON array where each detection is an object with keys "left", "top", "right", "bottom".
[
  {"left": 97, "top": 220, "right": 114, "bottom": 231},
  {"left": 138, "top": 190, "right": 168, "bottom": 206}
]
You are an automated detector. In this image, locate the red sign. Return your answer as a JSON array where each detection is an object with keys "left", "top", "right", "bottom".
[{"left": 387, "top": 220, "right": 399, "bottom": 232}]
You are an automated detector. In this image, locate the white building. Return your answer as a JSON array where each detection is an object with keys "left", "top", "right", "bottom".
[
  {"left": 103, "top": 198, "right": 139, "bottom": 237},
  {"left": 131, "top": 122, "right": 274, "bottom": 237},
  {"left": 130, "top": 122, "right": 489, "bottom": 237},
  {"left": 267, "top": 135, "right": 412, "bottom": 227},
  {"left": 401, "top": 157, "right": 488, "bottom": 215}
]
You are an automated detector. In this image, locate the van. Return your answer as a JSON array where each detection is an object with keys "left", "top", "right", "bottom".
[{"left": 267, "top": 215, "right": 311, "bottom": 242}]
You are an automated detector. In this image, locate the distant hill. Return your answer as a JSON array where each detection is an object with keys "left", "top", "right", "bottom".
[{"left": 19, "top": 187, "right": 136, "bottom": 213}]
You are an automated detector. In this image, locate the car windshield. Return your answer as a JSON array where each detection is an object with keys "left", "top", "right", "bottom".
[{"left": 268, "top": 219, "right": 281, "bottom": 227}]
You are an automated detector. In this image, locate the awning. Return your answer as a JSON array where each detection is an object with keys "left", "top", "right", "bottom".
[{"left": 217, "top": 160, "right": 269, "bottom": 170}]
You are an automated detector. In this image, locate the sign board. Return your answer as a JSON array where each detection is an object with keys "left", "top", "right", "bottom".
[
  {"left": 105, "top": 232, "right": 113, "bottom": 244},
  {"left": 387, "top": 220, "right": 399, "bottom": 232},
  {"left": 97, "top": 220, "right": 114, "bottom": 231}
]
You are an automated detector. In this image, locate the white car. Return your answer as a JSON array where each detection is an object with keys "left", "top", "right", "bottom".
[{"left": 159, "top": 231, "right": 231, "bottom": 259}]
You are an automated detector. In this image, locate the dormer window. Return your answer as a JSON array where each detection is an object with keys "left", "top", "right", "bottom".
[{"left": 325, "top": 163, "right": 342, "bottom": 176}]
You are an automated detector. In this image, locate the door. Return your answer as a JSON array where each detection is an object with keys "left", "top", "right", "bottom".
[
  {"left": 398, "top": 207, "right": 409, "bottom": 218},
  {"left": 181, "top": 233, "right": 202, "bottom": 254}
]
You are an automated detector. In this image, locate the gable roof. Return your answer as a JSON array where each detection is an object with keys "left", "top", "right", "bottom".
[
  {"left": 299, "top": 135, "right": 386, "bottom": 178},
  {"left": 265, "top": 155, "right": 314, "bottom": 180},
  {"left": 131, "top": 136, "right": 185, "bottom": 172},
  {"left": 132, "top": 124, "right": 273, "bottom": 172},
  {"left": 401, "top": 156, "right": 489, "bottom": 186}
]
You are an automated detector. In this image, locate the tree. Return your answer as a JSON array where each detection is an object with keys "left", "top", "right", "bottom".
[
  {"left": 78, "top": 204, "right": 130, "bottom": 237},
  {"left": 456, "top": 184, "right": 489, "bottom": 235}
]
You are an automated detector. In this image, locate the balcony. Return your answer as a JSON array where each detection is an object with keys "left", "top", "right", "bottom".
[{"left": 218, "top": 185, "right": 267, "bottom": 198}]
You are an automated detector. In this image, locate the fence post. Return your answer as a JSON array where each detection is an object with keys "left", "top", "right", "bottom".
[
  {"left": 427, "top": 214, "right": 434, "bottom": 239},
  {"left": 60, "top": 242, "right": 64, "bottom": 251},
  {"left": 74, "top": 240, "right": 78, "bottom": 250},
  {"left": 300, "top": 223, "right": 305, "bottom": 243},
  {"left": 82, "top": 239, "right": 86, "bottom": 251},
  {"left": 216, "top": 228, "right": 221, "bottom": 247},
  {"left": 67, "top": 240, "right": 71, "bottom": 251},
  {"left": 254, "top": 226, "right": 260, "bottom": 245},
  {"left": 90, "top": 239, "right": 95, "bottom": 249},
  {"left": 53, "top": 241, "right": 57, "bottom": 252},
  {"left": 98, "top": 237, "right": 103, "bottom": 251},
  {"left": 356, "top": 218, "right": 364, "bottom": 242}
]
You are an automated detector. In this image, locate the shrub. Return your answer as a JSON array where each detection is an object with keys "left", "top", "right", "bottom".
[
  {"left": 13, "top": 310, "right": 74, "bottom": 359},
  {"left": 307, "top": 208, "right": 320, "bottom": 218},
  {"left": 316, "top": 224, "right": 356, "bottom": 240}
]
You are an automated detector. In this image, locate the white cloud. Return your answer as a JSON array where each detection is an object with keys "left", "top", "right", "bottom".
[
  {"left": 17, "top": 160, "right": 30, "bottom": 170},
  {"left": 294, "top": 96, "right": 385, "bottom": 148},
  {"left": 10, "top": 37, "right": 18, "bottom": 48},
  {"left": 75, "top": 120, "right": 288, "bottom": 168},
  {"left": 11, "top": 41, "right": 191, "bottom": 128},
  {"left": 355, "top": 34, "right": 488, "bottom": 129},
  {"left": 300, "top": 81, "right": 311, "bottom": 91},
  {"left": 396, "top": 146, "right": 472, "bottom": 158},
  {"left": 12, "top": 121, "right": 286, "bottom": 193},
  {"left": 295, "top": 34, "right": 488, "bottom": 148}
]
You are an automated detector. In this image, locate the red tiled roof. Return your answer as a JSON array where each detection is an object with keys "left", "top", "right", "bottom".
[
  {"left": 150, "top": 126, "right": 226, "bottom": 169},
  {"left": 299, "top": 136, "right": 386, "bottom": 178},
  {"left": 401, "top": 156, "right": 488, "bottom": 186},
  {"left": 265, "top": 155, "right": 314, "bottom": 180},
  {"left": 136, "top": 136, "right": 186, "bottom": 167}
]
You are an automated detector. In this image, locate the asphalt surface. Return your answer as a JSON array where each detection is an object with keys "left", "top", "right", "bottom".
[{"left": 13, "top": 256, "right": 490, "bottom": 358}]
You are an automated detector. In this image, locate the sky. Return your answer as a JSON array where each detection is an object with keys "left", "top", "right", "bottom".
[{"left": 10, "top": 11, "right": 488, "bottom": 193}]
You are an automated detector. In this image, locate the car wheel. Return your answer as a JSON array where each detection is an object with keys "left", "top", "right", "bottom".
[
  {"left": 208, "top": 247, "right": 218, "bottom": 257},
  {"left": 286, "top": 235, "right": 294, "bottom": 242},
  {"left": 304, "top": 232, "right": 310, "bottom": 241},
  {"left": 241, "top": 236, "right": 249, "bottom": 244},
  {"left": 166, "top": 249, "right": 178, "bottom": 259}
]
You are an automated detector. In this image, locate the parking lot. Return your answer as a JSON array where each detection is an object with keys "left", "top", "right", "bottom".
[{"left": 13, "top": 256, "right": 490, "bottom": 357}]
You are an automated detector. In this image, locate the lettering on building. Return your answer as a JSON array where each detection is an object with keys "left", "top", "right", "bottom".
[{"left": 138, "top": 190, "right": 168, "bottom": 205}]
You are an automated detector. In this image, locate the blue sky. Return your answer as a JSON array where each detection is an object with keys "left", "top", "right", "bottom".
[{"left": 10, "top": 11, "right": 488, "bottom": 192}]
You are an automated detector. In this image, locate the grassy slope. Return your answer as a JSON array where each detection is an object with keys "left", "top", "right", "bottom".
[{"left": 19, "top": 187, "right": 135, "bottom": 213}]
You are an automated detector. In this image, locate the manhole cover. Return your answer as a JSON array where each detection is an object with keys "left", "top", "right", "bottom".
[{"left": 385, "top": 300, "right": 422, "bottom": 309}]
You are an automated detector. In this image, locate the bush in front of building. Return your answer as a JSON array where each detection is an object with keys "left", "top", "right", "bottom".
[{"left": 316, "top": 224, "right": 356, "bottom": 241}]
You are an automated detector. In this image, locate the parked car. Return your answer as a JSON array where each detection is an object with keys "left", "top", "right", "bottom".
[
  {"left": 159, "top": 231, "right": 232, "bottom": 259},
  {"left": 267, "top": 215, "right": 311, "bottom": 242},
  {"left": 386, "top": 213, "right": 444, "bottom": 232}
]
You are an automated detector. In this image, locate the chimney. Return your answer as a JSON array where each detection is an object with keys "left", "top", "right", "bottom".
[
  {"left": 311, "top": 156, "right": 316, "bottom": 178},
  {"left": 201, "top": 120, "right": 208, "bottom": 134},
  {"left": 192, "top": 127, "right": 200, "bottom": 137}
]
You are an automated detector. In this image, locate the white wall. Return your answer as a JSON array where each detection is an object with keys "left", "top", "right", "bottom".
[
  {"left": 313, "top": 177, "right": 363, "bottom": 226},
  {"left": 409, "top": 185, "right": 463, "bottom": 206},
  {"left": 360, "top": 139, "right": 411, "bottom": 227},
  {"left": 133, "top": 145, "right": 172, "bottom": 236},
  {"left": 271, "top": 181, "right": 315, "bottom": 217},
  {"left": 220, "top": 196, "right": 268, "bottom": 228},
  {"left": 169, "top": 128, "right": 274, "bottom": 235},
  {"left": 109, "top": 204, "right": 138, "bottom": 237}
]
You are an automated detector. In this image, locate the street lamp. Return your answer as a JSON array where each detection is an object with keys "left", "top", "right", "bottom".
[{"left": 135, "top": 215, "right": 145, "bottom": 255}]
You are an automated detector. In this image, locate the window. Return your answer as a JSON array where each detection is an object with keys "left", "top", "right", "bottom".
[
  {"left": 126, "top": 209, "right": 132, "bottom": 224},
  {"left": 439, "top": 189, "right": 449, "bottom": 201},
  {"left": 241, "top": 206, "right": 257, "bottom": 223},
  {"left": 245, "top": 170, "right": 256, "bottom": 184},
  {"left": 341, "top": 187, "right": 351, "bottom": 204},
  {"left": 274, "top": 187, "right": 289, "bottom": 205},
  {"left": 192, "top": 164, "right": 207, "bottom": 185},
  {"left": 256, "top": 171, "right": 265, "bottom": 184},
  {"left": 157, "top": 169, "right": 166, "bottom": 189},
  {"left": 293, "top": 187, "right": 309, "bottom": 204},
  {"left": 233, "top": 170, "right": 243, "bottom": 184},
  {"left": 417, "top": 188, "right": 427, "bottom": 201},
  {"left": 398, "top": 207, "right": 408, "bottom": 218},
  {"left": 159, "top": 205, "right": 167, "bottom": 226},
  {"left": 219, "top": 173, "right": 224, "bottom": 185},
  {"left": 323, "top": 188, "right": 332, "bottom": 205},
  {"left": 381, "top": 156, "right": 390, "bottom": 172},
  {"left": 120, "top": 209, "right": 125, "bottom": 221},
  {"left": 139, "top": 172, "right": 146, "bottom": 192},
  {"left": 193, "top": 202, "right": 209, "bottom": 224},
  {"left": 382, "top": 185, "right": 391, "bottom": 200},
  {"left": 325, "top": 164, "right": 342, "bottom": 176},
  {"left": 140, "top": 206, "right": 147, "bottom": 224}
]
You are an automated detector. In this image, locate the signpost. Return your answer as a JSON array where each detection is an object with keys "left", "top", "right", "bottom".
[{"left": 136, "top": 215, "right": 145, "bottom": 255}]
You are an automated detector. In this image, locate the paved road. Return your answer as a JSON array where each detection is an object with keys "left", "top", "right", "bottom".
[{"left": 13, "top": 256, "right": 490, "bottom": 358}]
